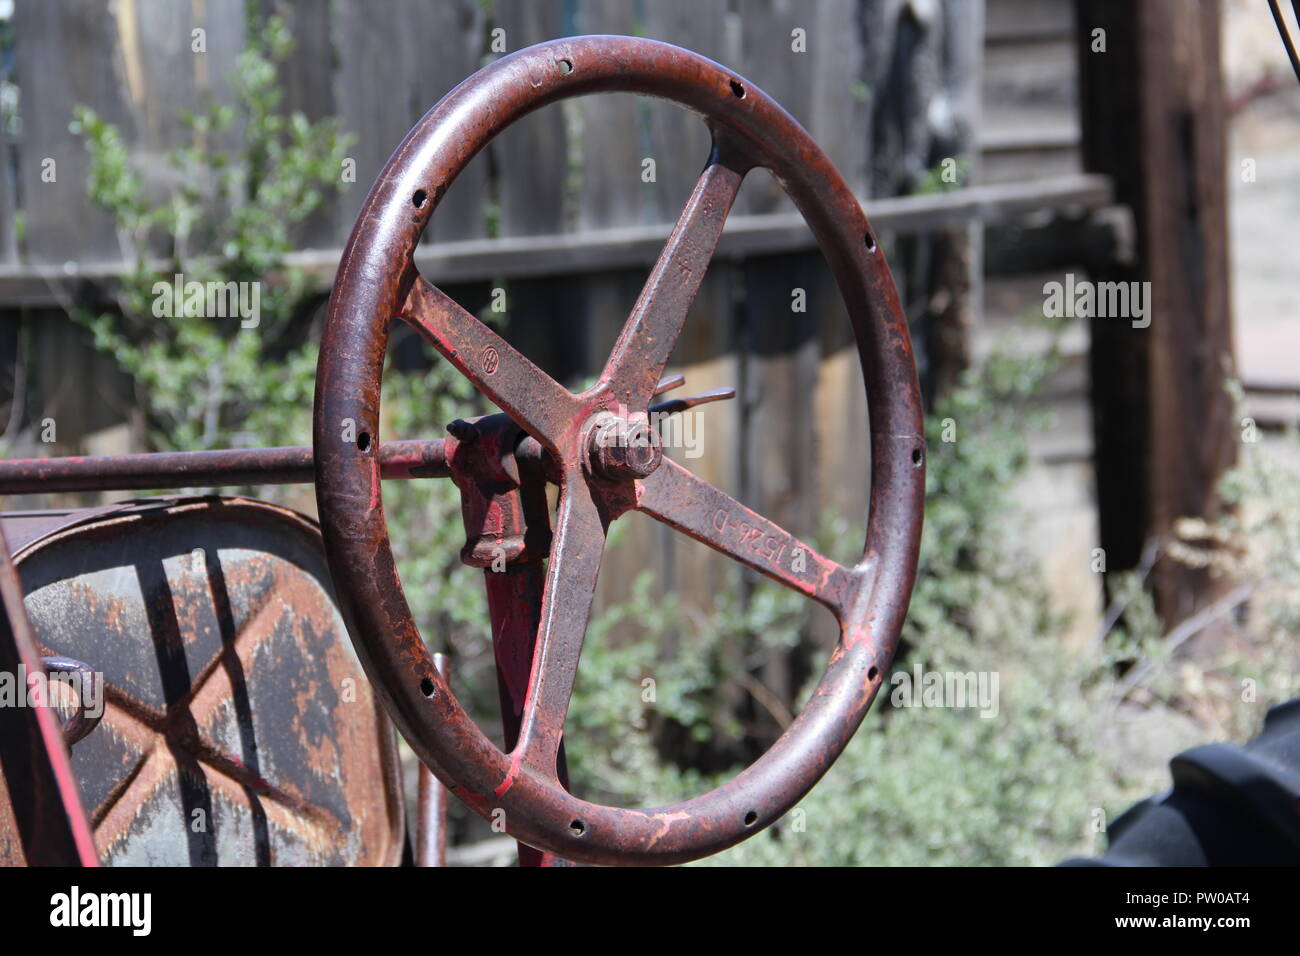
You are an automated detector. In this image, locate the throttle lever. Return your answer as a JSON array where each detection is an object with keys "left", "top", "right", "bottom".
[
  {"left": 649, "top": 386, "right": 736, "bottom": 417},
  {"left": 651, "top": 373, "right": 686, "bottom": 398}
]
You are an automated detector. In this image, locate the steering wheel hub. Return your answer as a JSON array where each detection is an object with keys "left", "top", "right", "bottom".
[{"left": 586, "top": 412, "right": 662, "bottom": 481}]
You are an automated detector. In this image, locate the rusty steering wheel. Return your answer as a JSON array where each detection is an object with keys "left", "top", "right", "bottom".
[{"left": 314, "top": 35, "right": 924, "bottom": 866}]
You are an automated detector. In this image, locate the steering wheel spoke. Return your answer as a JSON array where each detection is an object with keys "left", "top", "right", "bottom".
[
  {"left": 505, "top": 469, "right": 607, "bottom": 785},
  {"left": 400, "top": 273, "right": 577, "bottom": 448},
  {"left": 600, "top": 134, "right": 751, "bottom": 411},
  {"left": 637, "top": 459, "right": 862, "bottom": 620}
]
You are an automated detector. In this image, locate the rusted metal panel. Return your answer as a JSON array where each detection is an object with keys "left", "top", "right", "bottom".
[
  {"left": 0, "top": 497, "right": 404, "bottom": 866},
  {"left": 0, "top": 523, "right": 99, "bottom": 867}
]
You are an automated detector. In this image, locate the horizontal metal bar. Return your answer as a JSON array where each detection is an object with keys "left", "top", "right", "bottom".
[{"left": 0, "top": 439, "right": 450, "bottom": 494}]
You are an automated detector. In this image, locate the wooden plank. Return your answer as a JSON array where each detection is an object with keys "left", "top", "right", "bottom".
[
  {"left": 0, "top": 175, "right": 1115, "bottom": 304},
  {"left": 640, "top": 0, "right": 730, "bottom": 220},
  {"left": 811, "top": 261, "right": 869, "bottom": 654},
  {"left": 31, "top": 310, "right": 133, "bottom": 458},
  {"left": 254, "top": 0, "right": 343, "bottom": 244},
  {"left": 980, "top": 146, "right": 1082, "bottom": 185},
  {"left": 981, "top": 37, "right": 1078, "bottom": 114},
  {"left": 661, "top": 265, "right": 745, "bottom": 708},
  {"left": 255, "top": 0, "right": 335, "bottom": 119},
  {"left": 739, "top": 251, "right": 821, "bottom": 708},
  {"left": 979, "top": 5, "right": 1081, "bottom": 187},
  {"left": 116, "top": 0, "right": 245, "bottom": 258},
  {"left": 979, "top": 116, "right": 1080, "bottom": 152},
  {"left": 662, "top": 269, "right": 743, "bottom": 595},
  {"left": 985, "top": 0, "right": 1074, "bottom": 42},
  {"left": 15, "top": 0, "right": 135, "bottom": 263},
  {"left": 813, "top": 348, "right": 870, "bottom": 532},
  {"left": 491, "top": 0, "right": 570, "bottom": 237},
  {"left": 0, "top": 312, "right": 21, "bottom": 439},
  {"left": 0, "top": 105, "right": 16, "bottom": 263},
  {"left": 733, "top": 0, "right": 811, "bottom": 216},
  {"left": 740, "top": 255, "right": 821, "bottom": 538},
  {"left": 493, "top": 275, "right": 588, "bottom": 390},
  {"left": 333, "top": 0, "right": 487, "bottom": 245},
  {"left": 807, "top": 0, "right": 871, "bottom": 198},
  {"left": 573, "top": 1, "right": 646, "bottom": 231}
]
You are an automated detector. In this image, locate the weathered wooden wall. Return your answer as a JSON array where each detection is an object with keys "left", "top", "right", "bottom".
[
  {"left": 0, "top": 0, "right": 1128, "bottom": 710},
  {"left": 982, "top": 0, "right": 1081, "bottom": 183},
  {"left": 980, "top": 0, "right": 1104, "bottom": 647},
  {"left": 0, "top": 0, "right": 1009, "bottom": 739}
]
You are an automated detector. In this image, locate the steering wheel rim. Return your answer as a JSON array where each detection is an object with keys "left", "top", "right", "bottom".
[{"left": 314, "top": 35, "right": 924, "bottom": 866}]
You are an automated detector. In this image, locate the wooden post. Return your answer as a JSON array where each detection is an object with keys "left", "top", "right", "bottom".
[{"left": 1076, "top": 0, "right": 1236, "bottom": 623}]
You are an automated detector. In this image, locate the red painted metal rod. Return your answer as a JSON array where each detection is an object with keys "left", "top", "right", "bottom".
[
  {"left": 0, "top": 439, "right": 453, "bottom": 494},
  {"left": 0, "top": 435, "right": 557, "bottom": 495},
  {"left": 0, "top": 524, "right": 99, "bottom": 865},
  {"left": 416, "top": 652, "right": 452, "bottom": 867}
]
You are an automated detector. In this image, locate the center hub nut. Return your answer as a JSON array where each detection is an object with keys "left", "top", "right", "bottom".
[{"left": 587, "top": 414, "right": 663, "bottom": 480}]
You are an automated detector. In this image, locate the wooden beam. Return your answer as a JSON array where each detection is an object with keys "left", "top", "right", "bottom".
[
  {"left": 0, "top": 174, "right": 1112, "bottom": 306},
  {"left": 1076, "top": 0, "right": 1235, "bottom": 623}
]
